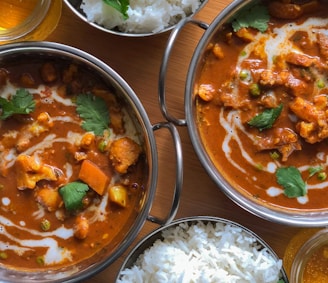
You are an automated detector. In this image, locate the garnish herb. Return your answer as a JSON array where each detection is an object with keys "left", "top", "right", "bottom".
[
  {"left": 59, "top": 181, "right": 89, "bottom": 211},
  {"left": 248, "top": 104, "right": 283, "bottom": 131},
  {"left": 276, "top": 166, "right": 307, "bottom": 198},
  {"left": 76, "top": 93, "right": 110, "bottom": 136},
  {"left": 102, "top": 0, "right": 129, "bottom": 20},
  {"left": 231, "top": 4, "right": 270, "bottom": 33},
  {"left": 0, "top": 88, "right": 35, "bottom": 120}
]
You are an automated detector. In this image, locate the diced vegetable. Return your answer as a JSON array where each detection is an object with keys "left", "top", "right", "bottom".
[
  {"left": 109, "top": 185, "right": 127, "bottom": 207},
  {"left": 15, "top": 155, "right": 60, "bottom": 190},
  {"left": 78, "top": 160, "right": 110, "bottom": 195},
  {"left": 73, "top": 215, "right": 89, "bottom": 240}
]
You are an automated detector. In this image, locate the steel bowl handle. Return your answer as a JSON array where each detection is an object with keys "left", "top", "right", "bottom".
[
  {"left": 147, "top": 122, "right": 183, "bottom": 226},
  {"left": 159, "top": 18, "right": 209, "bottom": 126}
]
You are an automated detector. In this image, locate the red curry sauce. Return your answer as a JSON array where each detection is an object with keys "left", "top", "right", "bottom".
[
  {"left": 196, "top": 1, "right": 328, "bottom": 210},
  {"left": 0, "top": 56, "right": 146, "bottom": 270}
]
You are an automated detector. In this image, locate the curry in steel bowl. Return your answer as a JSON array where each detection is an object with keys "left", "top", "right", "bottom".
[
  {"left": 0, "top": 44, "right": 148, "bottom": 273},
  {"left": 194, "top": 1, "right": 328, "bottom": 217}
]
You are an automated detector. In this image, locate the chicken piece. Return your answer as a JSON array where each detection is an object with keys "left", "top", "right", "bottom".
[
  {"left": 268, "top": 1, "right": 303, "bottom": 19},
  {"left": 16, "top": 132, "right": 33, "bottom": 153},
  {"left": 35, "top": 187, "right": 62, "bottom": 212},
  {"left": 259, "top": 70, "right": 290, "bottom": 87},
  {"left": 79, "top": 132, "right": 95, "bottom": 149},
  {"left": 109, "top": 137, "right": 142, "bottom": 174},
  {"left": 20, "top": 73, "right": 36, "bottom": 88},
  {"left": 290, "top": 96, "right": 320, "bottom": 123},
  {"left": 198, "top": 84, "right": 216, "bottom": 102},
  {"left": 40, "top": 62, "right": 57, "bottom": 83},
  {"left": 317, "top": 33, "right": 328, "bottom": 61},
  {"left": 259, "top": 70, "right": 278, "bottom": 87},
  {"left": 62, "top": 64, "right": 78, "bottom": 83},
  {"left": 285, "top": 75, "right": 309, "bottom": 96},
  {"left": 15, "top": 155, "right": 63, "bottom": 190},
  {"left": 73, "top": 215, "right": 89, "bottom": 240},
  {"left": 235, "top": 28, "right": 255, "bottom": 43},
  {"left": 285, "top": 52, "right": 317, "bottom": 68},
  {"left": 290, "top": 96, "right": 328, "bottom": 143},
  {"left": 109, "top": 110, "right": 125, "bottom": 134},
  {"left": 212, "top": 43, "right": 225, "bottom": 59},
  {"left": 29, "top": 112, "right": 54, "bottom": 136},
  {"left": 269, "top": 0, "right": 319, "bottom": 19},
  {"left": 74, "top": 151, "right": 87, "bottom": 162},
  {"left": 16, "top": 112, "right": 54, "bottom": 152},
  {"left": 259, "top": 69, "right": 308, "bottom": 96},
  {"left": 255, "top": 128, "right": 301, "bottom": 161}
]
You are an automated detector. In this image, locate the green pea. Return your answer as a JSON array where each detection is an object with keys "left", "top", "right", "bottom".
[
  {"left": 239, "top": 69, "right": 250, "bottom": 80},
  {"left": 317, "top": 79, "right": 325, "bottom": 89},
  {"left": 318, "top": 172, "right": 327, "bottom": 181},
  {"left": 249, "top": 83, "right": 261, "bottom": 96},
  {"left": 40, "top": 219, "right": 51, "bottom": 231}
]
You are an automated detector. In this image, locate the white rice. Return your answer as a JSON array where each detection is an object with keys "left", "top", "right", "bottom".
[
  {"left": 117, "top": 221, "right": 283, "bottom": 283},
  {"left": 80, "top": 0, "right": 202, "bottom": 33}
]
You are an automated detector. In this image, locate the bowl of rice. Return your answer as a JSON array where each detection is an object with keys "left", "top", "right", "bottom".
[
  {"left": 116, "top": 216, "right": 289, "bottom": 282},
  {"left": 64, "top": 0, "right": 207, "bottom": 37}
]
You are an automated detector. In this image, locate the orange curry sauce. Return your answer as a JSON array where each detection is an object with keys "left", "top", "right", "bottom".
[
  {"left": 0, "top": 57, "right": 146, "bottom": 270},
  {"left": 196, "top": 1, "right": 328, "bottom": 210}
]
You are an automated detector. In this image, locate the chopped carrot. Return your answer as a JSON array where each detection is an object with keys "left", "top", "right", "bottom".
[{"left": 78, "top": 160, "right": 110, "bottom": 195}]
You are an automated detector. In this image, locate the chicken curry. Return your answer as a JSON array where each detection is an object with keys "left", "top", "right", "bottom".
[
  {"left": 0, "top": 55, "right": 146, "bottom": 270},
  {"left": 196, "top": 0, "right": 328, "bottom": 210}
]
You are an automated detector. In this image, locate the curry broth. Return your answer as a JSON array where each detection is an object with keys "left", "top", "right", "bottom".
[
  {"left": 196, "top": 1, "right": 328, "bottom": 211},
  {"left": 0, "top": 55, "right": 147, "bottom": 270}
]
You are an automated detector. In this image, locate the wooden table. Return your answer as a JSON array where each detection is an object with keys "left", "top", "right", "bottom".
[{"left": 48, "top": 1, "right": 302, "bottom": 282}]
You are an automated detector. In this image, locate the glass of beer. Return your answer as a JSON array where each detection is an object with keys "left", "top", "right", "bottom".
[{"left": 0, "top": 0, "right": 62, "bottom": 44}]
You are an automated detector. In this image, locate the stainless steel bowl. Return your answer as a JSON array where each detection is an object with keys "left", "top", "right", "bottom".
[
  {"left": 64, "top": 0, "right": 208, "bottom": 37},
  {"left": 116, "top": 216, "right": 289, "bottom": 282},
  {"left": 159, "top": 0, "right": 328, "bottom": 226},
  {"left": 0, "top": 41, "right": 182, "bottom": 283}
]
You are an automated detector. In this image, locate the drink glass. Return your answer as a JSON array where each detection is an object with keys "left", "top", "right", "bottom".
[{"left": 0, "top": 0, "right": 62, "bottom": 44}]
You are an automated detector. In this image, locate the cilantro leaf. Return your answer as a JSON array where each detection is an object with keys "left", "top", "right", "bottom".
[
  {"left": 59, "top": 182, "right": 89, "bottom": 211},
  {"left": 276, "top": 167, "right": 307, "bottom": 198},
  {"left": 232, "top": 4, "right": 270, "bottom": 33},
  {"left": 248, "top": 104, "right": 283, "bottom": 131},
  {"left": 102, "top": 0, "right": 129, "bottom": 20},
  {"left": 0, "top": 88, "right": 36, "bottom": 120},
  {"left": 76, "top": 93, "right": 110, "bottom": 136}
]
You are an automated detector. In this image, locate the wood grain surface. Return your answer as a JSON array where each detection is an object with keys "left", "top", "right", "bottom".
[{"left": 47, "top": 1, "right": 303, "bottom": 282}]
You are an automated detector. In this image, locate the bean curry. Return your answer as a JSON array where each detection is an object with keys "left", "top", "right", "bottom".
[
  {"left": 196, "top": 0, "right": 328, "bottom": 210},
  {"left": 0, "top": 55, "right": 147, "bottom": 270}
]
